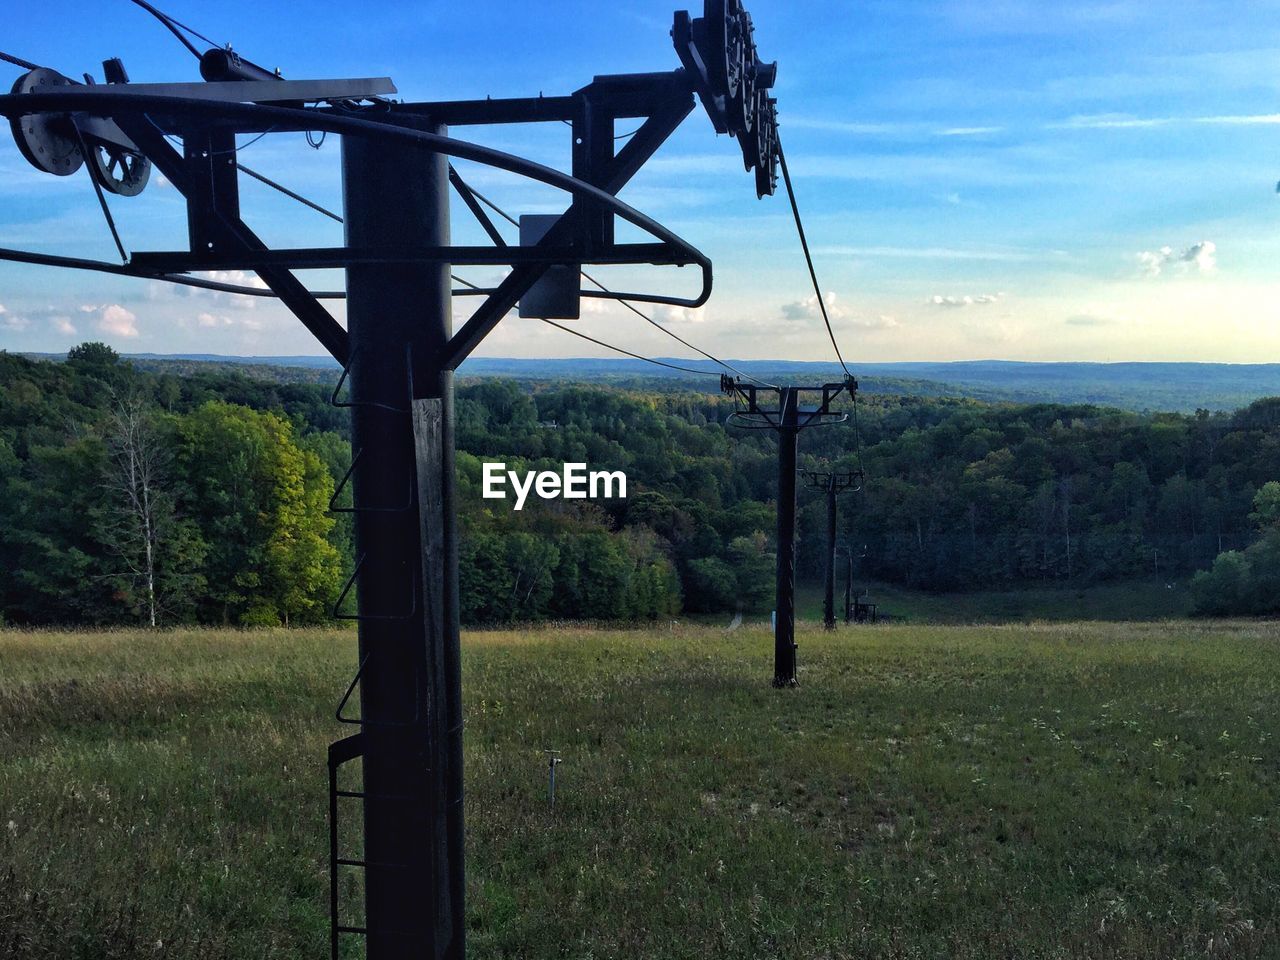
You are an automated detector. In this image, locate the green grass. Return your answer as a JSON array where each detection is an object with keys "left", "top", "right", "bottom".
[
  {"left": 794, "top": 578, "right": 1193, "bottom": 624},
  {"left": 2, "top": 621, "right": 1279, "bottom": 958}
]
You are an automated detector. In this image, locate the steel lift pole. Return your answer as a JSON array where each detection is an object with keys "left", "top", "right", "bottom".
[
  {"left": 722, "top": 377, "right": 853, "bottom": 686},
  {"left": 774, "top": 387, "right": 800, "bottom": 687},
  {"left": 823, "top": 478, "right": 838, "bottom": 630},
  {"left": 802, "top": 470, "right": 862, "bottom": 632},
  {"left": 843, "top": 546, "right": 854, "bottom": 623},
  {"left": 341, "top": 129, "right": 463, "bottom": 958}
]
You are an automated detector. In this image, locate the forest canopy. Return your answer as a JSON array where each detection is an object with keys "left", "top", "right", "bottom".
[{"left": 3, "top": 346, "right": 1280, "bottom": 625}]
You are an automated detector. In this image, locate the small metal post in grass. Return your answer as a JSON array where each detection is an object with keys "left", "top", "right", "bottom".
[{"left": 545, "top": 749, "right": 562, "bottom": 807}]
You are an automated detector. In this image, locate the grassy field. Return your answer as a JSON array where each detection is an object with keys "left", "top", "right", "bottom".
[
  {"left": 2, "top": 621, "right": 1279, "bottom": 959},
  {"left": 793, "top": 578, "right": 1193, "bottom": 624}
]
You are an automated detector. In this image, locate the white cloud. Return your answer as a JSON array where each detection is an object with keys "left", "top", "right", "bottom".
[
  {"left": 83, "top": 303, "right": 139, "bottom": 338},
  {"left": 936, "top": 126, "right": 1003, "bottom": 137},
  {"left": 818, "top": 245, "right": 1053, "bottom": 263},
  {"left": 154, "top": 271, "right": 268, "bottom": 310},
  {"left": 781, "top": 291, "right": 846, "bottom": 322},
  {"left": 0, "top": 305, "right": 80, "bottom": 336},
  {"left": 1183, "top": 240, "right": 1217, "bottom": 273},
  {"left": 783, "top": 119, "right": 1004, "bottom": 139},
  {"left": 784, "top": 117, "right": 916, "bottom": 135},
  {"left": 1137, "top": 246, "right": 1173, "bottom": 277},
  {"left": 652, "top": 304, "right": 707, "bottom": 324},
  {"left": 202, "top": 271, "right": 268, "bottom": 310},
  {"left": 929, "top": 292, "right": 1006, "bottom": 308},
  {"left": 777, "top": 294, "right": 896, "bottom": 334},
  {"left": 1, "top": 310, "right": 30, "bottom": 332},
  {"left": 963, "top": 319, "right": 1026, "bottom": 344},
  {"left": 1065, "top": 314, "right": 1118, "bottom": 326},
  {"left": 1053, "top": 113, "right": 1280, "bottom": 130},
  {"left": 1137, "top": 240, "right": 1216, "bottom": 278},
  {"left": 1196, "top": 114, "right": 1280, "bottom": 126},
  {"left": 195, "top": 311, "right": 263, "bottom": 330},
  {"left": 850, "top": 315, "right": 900, "bottom": 330},
  {"left": 1054, "top": 113, "right": 1171, "bottom": 130}
]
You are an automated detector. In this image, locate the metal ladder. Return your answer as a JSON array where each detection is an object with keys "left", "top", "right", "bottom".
[{"left": 326, "top": 351, "right": 425, "bottom": 958}]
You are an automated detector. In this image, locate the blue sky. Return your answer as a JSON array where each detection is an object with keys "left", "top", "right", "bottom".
[{"left": 4, "top": 0, "right": 1280, "bottom": 363}]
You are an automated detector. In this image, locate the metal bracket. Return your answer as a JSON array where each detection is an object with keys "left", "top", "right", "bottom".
[{"left": 332, "top": 553, "right": 419, "bottom": 622}]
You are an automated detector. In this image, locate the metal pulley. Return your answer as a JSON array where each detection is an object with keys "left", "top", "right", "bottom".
[
  {"left": 674, "top": 0, "right": 780, "bottom": 195},
  {"left": 752, "top": 95, "right": 779, "bottom": 198},
  {"left": 9, "top": 68, "right": 84, "bottom": 176},
  {"left": 705, "top": 0, "right": 746, "bottom": 106},
  {"left": 9, "top": 66, "right": 152, "bottom": 195},
  {"left": 729, "top": 8, "right": 757, "bottom": 136},
  {"left": 84, "top": 137, "right": 151, "bottom": 196}
]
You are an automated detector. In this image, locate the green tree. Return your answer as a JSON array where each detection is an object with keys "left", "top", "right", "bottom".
[
  {"left": 176, "top": 401, "right": 341, "bottom": 625},
  {"left": 66, "top": 341, "right": 120, "bottom": 368},
  {"left": 5, "top": 438, "right": 117, "bottom": 623},
  {"left": 684, "top": 557, "right": 738, "bottom": 613},
  {"left": 1248, "top": 481, "right": 1280, "bottom": 532},
  {"left": 727, "top": 532, "right": 773, "bottom": 611},
  {"left": 95, "top": 394, "right": 207, "bottom": 625},
  {"left": 1191, "top": 551, "right": 1250, "bottom": 615}
]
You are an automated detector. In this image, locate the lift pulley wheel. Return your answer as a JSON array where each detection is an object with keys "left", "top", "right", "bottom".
[
  {"left": 752, "top": 95, "right": 779, "bottom": 198},
  {"left": 9, "top": 68, "right": 84, "bottom": 176},
  {"left": 728, "top": 8, "right": 758, "bottom": 136},
  {"left": 86, "top": 137, "right": 151, "bottom": 196},
  {"left": 705, "top": 0, "right": 746, "bottom": 105}
]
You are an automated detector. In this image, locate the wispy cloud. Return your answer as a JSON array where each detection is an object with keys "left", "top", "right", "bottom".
[
  {"left": 930, "top": 292, "right": 1006, "bottom": 308},
  {"left": 1053, "top": 113, "right": 1280, "bottom": 130},
  {"left": 936, "top": 126, "right": 1004, "bottom": 137},
  {"left": 818, "top": 245, "right": 1054, "bottom": 263},
  {"left": 963, "top": 319, "right": 1026, "bottom": 345},
  {"left": 193, "top": 312, "right": 263, "bottom": 331},
  {"left": 784, "top": 118, "right": 1005, "bottom": 139},
  {"left": 849, "top": 314, "right": 900, "bottom": 330},
  {"left": 784, "top": 117, "right": 915, "bottom": 136}
]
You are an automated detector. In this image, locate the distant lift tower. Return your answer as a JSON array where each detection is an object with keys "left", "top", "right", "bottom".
[
  {"left": 801, "top": 469, "right": 864, "bottom": 630},
  {"left": 722, "top": 376, "right": 855, "bottom": 685},
  {"left": 0, "top": 1, "right": 784, "bottom": 957},
  {"left": 839, "top": 542, "right": 868, "bottom": 623}
]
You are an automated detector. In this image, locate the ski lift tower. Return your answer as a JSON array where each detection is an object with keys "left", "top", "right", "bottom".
[
  {"left": 722, "top": 376, "right": 854, "bottom": 685},
  {"left": 0, "top": 1, "right": 784, "bottom": 956},
  {"left": 802, "top": 469, "right": 864, "bottom": 630}
]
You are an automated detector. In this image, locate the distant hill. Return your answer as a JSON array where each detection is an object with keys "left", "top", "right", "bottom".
[{"left": 17, "top": 352, "right": 1280, "bottom": 413}]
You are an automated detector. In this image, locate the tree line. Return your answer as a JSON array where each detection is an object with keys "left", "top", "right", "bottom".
[{"left": 5, "top": 344, "right": 1280, "bottom": 625}]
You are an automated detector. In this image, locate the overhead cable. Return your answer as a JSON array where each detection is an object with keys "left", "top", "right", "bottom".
[{"left": 776, "top": 135, "right": 852, "bottom": 379}]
